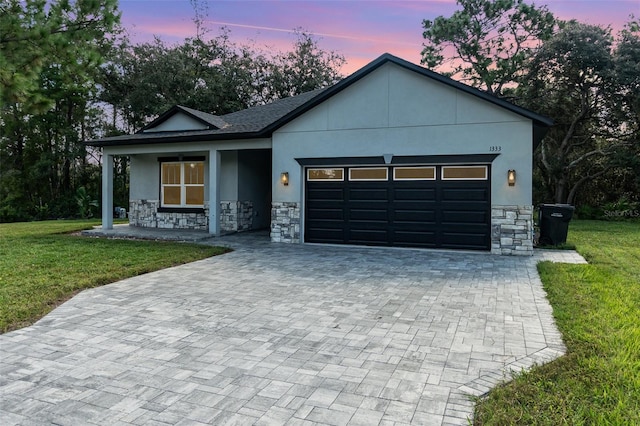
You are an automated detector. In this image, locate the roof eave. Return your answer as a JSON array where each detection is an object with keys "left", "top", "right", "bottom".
[{"left": 86, "top": 130, "right": 269, "bottom": 147}]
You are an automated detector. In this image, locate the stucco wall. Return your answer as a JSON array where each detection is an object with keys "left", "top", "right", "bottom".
[
  {"left": 220, "top": 151, "right": 238, "bottom": 200},
  {"left": 143, "top": 113, "right": 209, "bottom": 132},
  {"left": 129, "top": 155, "right": 159, "bottom": 200},
  {"left": 272, "top": 63, "right": 533, "bottom": 208}
]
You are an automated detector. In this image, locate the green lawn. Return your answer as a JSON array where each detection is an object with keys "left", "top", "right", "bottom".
[
  {"left": 474, "top": 220, "right": 640, "bottom": 425},
  {"left": 0, "top": 220, "right": 228, "bottom": 333}
]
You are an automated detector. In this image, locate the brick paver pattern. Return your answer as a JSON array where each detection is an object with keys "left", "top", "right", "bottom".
[{"left": 0, "top": 233, "right": 586, "bottom": 425}]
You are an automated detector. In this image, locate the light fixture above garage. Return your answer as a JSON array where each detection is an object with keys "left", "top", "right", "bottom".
[
  {"left": 508, "top": 169, "right": 516, "bottom": 186},
  {"left": 281, "top": 172, "right": 289, "bottom": 186}
]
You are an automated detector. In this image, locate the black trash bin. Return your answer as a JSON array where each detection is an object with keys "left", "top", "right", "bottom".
[{"left": 538, "top": 204, "right": 575, "bottom": 246}]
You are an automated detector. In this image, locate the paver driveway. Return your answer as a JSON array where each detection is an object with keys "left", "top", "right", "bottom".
[{"left": 0, "top": 236, "right": 580, "bottom": 425}]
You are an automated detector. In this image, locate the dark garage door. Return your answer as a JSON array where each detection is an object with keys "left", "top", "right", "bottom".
[{"left": 305, "top": 165, "right": 491, "bottom": 250}]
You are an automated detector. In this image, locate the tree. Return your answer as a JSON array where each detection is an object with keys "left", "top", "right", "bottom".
[
  {"left": 98, "top": 29, "right": 345, "bottom": 134},
  {"left": 421, "top": 0, "right": 555, "bottom": 96},
  {"left": 521, "top": 21, "right": 635, "bottom": 205},
  {"left": 0, "top": 0, "right": 120, "bottom": 221},
  {"left": 0, "top": 0, "right": 120, "bottom": 111},
  {"left": 259, "top": 30, "right": 345, "bottom": 103},
  {"left": 606, "top": 20, "right": 640, "bottom": 203}
]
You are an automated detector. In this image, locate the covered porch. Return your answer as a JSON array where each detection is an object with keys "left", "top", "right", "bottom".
[{"left": 100, "top": 140, "right": 272, "bottom": 236}]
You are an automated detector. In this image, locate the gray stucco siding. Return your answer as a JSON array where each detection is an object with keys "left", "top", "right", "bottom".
[
  {"left": 143, "top": 113, "right": 209, "bottom": 132},
  {"left": 280, "top": 64, "right": 529, "bottom": 134},
  {"left": 271, "top": 62, "right": 533, "bottom": 208},
  {"left": 272, "top": 120, "right": 533, "bottom": 207},
  {"left": 220, "top": 151, "right": 238, "bottom": 201},
  {"left": 129, "top": 155, "right": 159, "bottom": 200}
]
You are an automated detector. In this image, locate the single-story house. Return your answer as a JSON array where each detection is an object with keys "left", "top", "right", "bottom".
[{"left": 88, "top": 53, "right": 552, "bottom": 255}]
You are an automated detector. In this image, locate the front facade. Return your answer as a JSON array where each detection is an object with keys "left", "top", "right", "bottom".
[{"left": 91, "top": 54, "right": 551, "bottom": 255}]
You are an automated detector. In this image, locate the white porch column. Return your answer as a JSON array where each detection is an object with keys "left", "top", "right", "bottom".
[
  {"left": 101, "top": 153, "right": 114, "bottom": 230},
  {"left": 208, "top": 149, "right": 221, "bottom": 235}
]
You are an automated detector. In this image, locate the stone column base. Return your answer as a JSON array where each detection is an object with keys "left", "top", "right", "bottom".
[
  {"left": 491, "top": 205, "right": 534, "bottom": 255},
  {"left": 220, "top": 201, "right": 254, "bottom": 233},
  {"left": 271, "top": 202, "right": 301, "bottom": 243}
]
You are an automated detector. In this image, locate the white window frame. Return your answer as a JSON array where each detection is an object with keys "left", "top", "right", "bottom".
[
  {"left": 161, "top": 161, "right": 205, "bottom": 207},
  {"left": 392, "top": 166, "right": 436, "bottom": 181},
  {"left": 441, "top": 165, "right": 488, "bottom": 180},
  {"left": 307, "top": 168, "right": 345, "bottom": 181},
  {"left": 348, "top": 167, "right": 389, "bottom": 181}
]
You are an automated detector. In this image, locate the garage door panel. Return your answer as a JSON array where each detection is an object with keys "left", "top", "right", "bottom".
[
  {"left": 348, "top": 228, "right": 388, "bottom": 244},
  {"left": 393, "top": 209, "right": 436, "bottom": 222},
  {"left": 441, "top": 187, "right": 488, "bottom": 201},
  {"left": 348, "top": 188, "right": 388, "bottom": 201},
  {"left": 305, "top": 226, "right": 344, "bottom": 242},
  {"left": 441, "top": 210, "right": 488, "bottom": 224},
  {"left": 393, "top": 187, "right": 436, "bottom": 201},
  {"left": 306, "top": 187, "right": 345, "bottom": 201},
  {"left": 306, "top": 219, "right": 344, "bottom": 229},
  {"left": 349, "top": 208, "right": 387, "bottom": 221},
  {"left": 441, "top": 232, "right": 489, "bottom": 249},
  {"left": 306, "top": 208, "right": 343, "bottom": 220},
  {"left": 393, "top": 230, "right": 437, "bottom": 246}
]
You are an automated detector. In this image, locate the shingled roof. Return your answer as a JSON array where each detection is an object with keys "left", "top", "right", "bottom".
[
  {"left": 88, "top": 88, "right": 326, "bottom": 147},
  {"left": 87, "top": 53, "right": 552, "bottom": 148}
]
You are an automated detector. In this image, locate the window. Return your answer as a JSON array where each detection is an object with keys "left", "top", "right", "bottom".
[
  {"left": 349, "top": 168, "right": 388, "bottom": 181},
  {"left": 307, "top": 168, "right": 344, "bottom": 181},
  {"left": 161, "top": 161, "right": 204, "bottom": 207},
  {"left": 441, "top": 166, "right": 487, "bottom": 180},
  {"left": 393, "top": 166, "right": 435, "bottom": 180}
]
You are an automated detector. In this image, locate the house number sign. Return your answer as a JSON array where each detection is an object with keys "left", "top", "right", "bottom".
[{"left": 489, "top": 146, "right": 502, "bottom": 152}]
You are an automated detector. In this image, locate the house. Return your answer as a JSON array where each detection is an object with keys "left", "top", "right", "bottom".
[{"left": 88, "top": 53, "right": 552, "bottom": 255}]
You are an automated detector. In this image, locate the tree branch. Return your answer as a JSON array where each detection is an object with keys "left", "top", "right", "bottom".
[{"left": 567, "top": 167, "right": 610, "bottom": 204}]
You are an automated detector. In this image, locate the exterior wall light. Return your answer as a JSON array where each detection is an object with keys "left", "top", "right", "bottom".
[
  {"left": 281, "top": 172, "right": 289, "bottom": 186},
  {"left": 508, "top": 169, "right": 516, "bottom": 186}
]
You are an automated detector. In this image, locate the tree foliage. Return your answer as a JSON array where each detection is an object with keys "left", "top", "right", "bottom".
[
  {"left": 523, "top": 21, "right": 640, "bottom": 205},
  {"left": 421, "top": 0, "right": 555, "bottom": 95},
  {"left": 0, "top": 1, "right": 345, "bottom": 222},
  {"left": 0, "top": 0, "right": 120, "bottom": 112},
  {"left": 259, "top": 30, "right": 345, "bottom": 103},
  {"left": 1, "top": 0, "right": 120, "bottom": 221},
  {"left": 523, "top": 22, "right": 614, "bottom": 204},
  {"left": 99, "top": 29, "right": 345, "bottom": 134}
]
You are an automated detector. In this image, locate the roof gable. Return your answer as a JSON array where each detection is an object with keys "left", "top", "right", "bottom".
[
  {"left": 266, "top": 53, "right": 553, "bottom": 135},
  {"left": 140, "top": 105, "right": 228, "bottom": 133}
]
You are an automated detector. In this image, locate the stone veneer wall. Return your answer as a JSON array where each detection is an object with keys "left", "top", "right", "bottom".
[
  {"left": 271, "top": 202, "right": 301, "bottom": 243},
  {"left": 491, "top": 205, "right": 534, "bottom": 255},
  {"left": 129, "top": 199, "right": 208, "bottom": 231},
  {"left": 220, "top": 201, "right": 253, "bottom": 233}
]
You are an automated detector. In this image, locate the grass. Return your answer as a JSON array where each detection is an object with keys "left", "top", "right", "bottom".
[
  {"left": 0, "top": 220, "right": 228, "bottom": 333},
  {"left": 474, "top": 220, "right": 640, "bottom": 425}
]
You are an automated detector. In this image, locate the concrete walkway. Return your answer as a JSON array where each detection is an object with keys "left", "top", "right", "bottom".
[{"left": 0, "top": 233, "right": 586, "bottom": 425}]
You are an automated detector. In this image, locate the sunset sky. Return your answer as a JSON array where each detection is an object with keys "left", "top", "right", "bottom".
[{"left": 118, "top": 0, "right": 638, "bottom": 74}]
